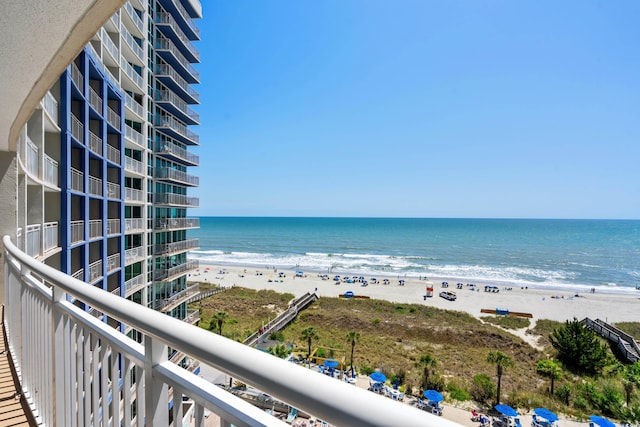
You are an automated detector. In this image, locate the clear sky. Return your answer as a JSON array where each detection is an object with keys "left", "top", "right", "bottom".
[{"left": 192, "top": 1, "right": 640, "bottom": 219}]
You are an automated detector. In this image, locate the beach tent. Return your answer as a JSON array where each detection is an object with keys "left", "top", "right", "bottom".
[
  {"left": 589, "top": 416, "right": 616, "bottom": 427},
  {"left": 423, "top": 390, "right": 444, "bottom": 402},
  {"left": 369, "top": 372, "right": 386, "bottom": 383}
]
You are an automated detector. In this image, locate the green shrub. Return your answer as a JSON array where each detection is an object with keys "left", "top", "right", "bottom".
[
  {"left": 471, "top": 374, "right": 496, "bottom": 404},
  {"left": 269, "top": 331, "right": 285, "bottom": 341},
  {"left": 360, "top": 365, "right": 374, "bottom": 376},
  {"left": 447, "top": 383, "right": 471, "bottom": 401},
  {"left": 373, "top": 318, "right": 381, "bottom": 325}
]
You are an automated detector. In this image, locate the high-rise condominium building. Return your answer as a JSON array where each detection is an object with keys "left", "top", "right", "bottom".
[{"left": 15, "top": 0, "right": 201, "bottom": 351}]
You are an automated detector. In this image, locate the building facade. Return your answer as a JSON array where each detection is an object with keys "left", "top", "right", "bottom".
[{"left": 15, "top": 0, "right": 201, "bottom": 342}]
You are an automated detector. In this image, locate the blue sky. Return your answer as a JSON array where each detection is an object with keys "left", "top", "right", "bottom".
[{"left": 192, "top": 1, "right": 640, "bottom": 219}]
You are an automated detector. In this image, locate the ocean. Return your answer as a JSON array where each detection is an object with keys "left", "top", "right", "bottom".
[{"left": 189, "top": 217, "right": 640, "bottom": 294}]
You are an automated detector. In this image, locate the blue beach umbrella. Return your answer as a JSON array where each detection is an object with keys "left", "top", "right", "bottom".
[
  {"left": 534, "top": 408, "right": 558, "bottom": 422},
  {"left": 590, "top": 416, "right": 616, "bottom": 427},
  {"left": 495, "top": 404, "right": 518, "bottom": 417},
  {"left": 423, "top": 390, "right": 444, "bottom": 402},
  {"left": 369, "top": 372, "right": 386, "bottom": 383},
  {"left": 324, "top": 360, "right": 339, "bottom": 369}
]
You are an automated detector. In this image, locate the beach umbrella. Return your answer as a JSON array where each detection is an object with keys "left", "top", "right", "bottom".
[
  {"left": 590, "top": 416, "right": 616, "bottom": 427},
  {"left": 534, "top": 408, "right": 558, "bottom": 422},
  {"left": 369, "top": 372, "right": 386, "bottom": 383},
  {"left": 442, "top": 282, "right": 448, "bottom": 285},
  {"left": 495, "top": 404, "right": 518, "bottom": 417},
  {"left": 324, "top": 360, "right": 339, "bottom": 369},
  {"left": 423, "top": 390, "right": 444, "bottom": 402}
]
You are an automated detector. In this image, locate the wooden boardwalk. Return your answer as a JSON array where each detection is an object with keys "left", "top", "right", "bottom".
[
  {"left": 582, "top": 317, "right": 640, "bottom": 363},
  {"left": 0, "top": 316, "right": 36, "bottom": 427}
]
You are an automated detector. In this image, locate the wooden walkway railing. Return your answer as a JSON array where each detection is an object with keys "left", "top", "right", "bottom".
[{"left": 582, "top": 317, "right": 640, "bottom": 363}]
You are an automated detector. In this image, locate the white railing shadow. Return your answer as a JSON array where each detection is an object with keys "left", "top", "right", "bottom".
[{"left": 2, "top": 235, "right": 457, "bottom": 427}]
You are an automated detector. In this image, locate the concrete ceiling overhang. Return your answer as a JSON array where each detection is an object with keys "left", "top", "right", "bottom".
[{"left": 0, "top": 0, "right": 125, "bottom": 153}]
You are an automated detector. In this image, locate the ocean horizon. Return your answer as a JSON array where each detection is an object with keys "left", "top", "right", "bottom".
[{"left": 189, "top": 217, "right": 640, "bottom": 294}]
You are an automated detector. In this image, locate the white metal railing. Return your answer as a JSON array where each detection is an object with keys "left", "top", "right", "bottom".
[
  {"left": 125, "top": 246, "right": 146, "bottom": 265},
  {"left": 25, "top": 137, "right": 39, "bottom": 177},
  {"left": 184, "top": 309, "right": 200, "bottom": 324},
  {"left": 43, "top": 153, "right": 58, "bottom": 187},
  {"left": 26, "top": 224, "right": 41, "bottom": 257},
  {"left": 155, "top": 63, "right": 199, "bottom": 102},
  {"left": 71, "top": 61, "right": 83, "bottom": 90},
  {"left": 125, "top": 125, "right": 145, "bottom": 148},
  {"left": 154, "top": 193, "right": 199, "bottom": 207},
  {"left": 107, "top": 219, "right": 120, "bottom": 235},
  {"left": 125, "top": 217, "right": 144, "bottom": 232},
  {"left": 125, "top": 92, "right": 144, "bottom": 118},
  {"left": 155, "top": 87, "right": 200, "bottom": 123},
  {"left": 154, "top": 217, "right": 200, "bottom": 230},
  {"left": 89, "top": 219, "right": 102, "bottom": 239},
  {"left": 156, "top": 9, "right": 200, "bottom": 61},
  {"left": 107, "top": 107, "right": 121, "bottom": 130},
  {"left": 154, "top": 284, "right": 200, "bottom": 311},
  {"left": 153, "top": 259, "right": 199, "bottom": 282},
  {"left": 124, "top": 1, "right": 144, "bottom": 35},
  {"left": 154, "top": 238, "right": 199, "bottom": 256},
  {"left": 72, "top": 268, "right": 84, "bottom": 280},
  {"left": 155, "top": 36, "right": 199, "bottom": 82},
  {"left": 170, "top": 0, "right": 200, "bottom": 38},
  {"left": 124, "top": 155, "right": 144, "bottom": 174},
  {"left": 70, "top": 167, "right": 83, "bottom": 192},
  {"left": 107, "top": 144, "right": 121, "bottom": 164},
  {"left": 89, "top": 86, "right": 103, "bottom": 113},
  {"left": 107, "top": 253, "right": 121, "bottom": 272},
  {"left": 156, "top": 139, "right": 199, "bottom": 165},
  {"left": 43, "top": 90, "right": 59, "bottom": 123},
  {"left": 120, "top": 21, "right": 144, "bottom": 63},
  {"left": 43, "top": 222, "right": 58, "bottom": 252},
  {"left": 71, "top": 114, "right": 83, "bottom": 142},
  {"left": 89, "top": 176, "right": 102, "bottom": 196},
  {"left": 155, "top": 114, "right": 199, "bottom": 144},
  {"left": 124, "top": 274, "right": 146, "bottom": 295},
  {"left": 88, "top": 130, "right": 103, "bottom": 155},
  {"left": 88, "top": 259, "right": 103, "bottom": 283},
  {"left": 125, "top": 187, "right": 144, "bottom": 203},
  {"left": 3, "top": 235, "right": 446, "bottom": 427},
  {"left": 70, "top": 220, "right": 84, "bottom": 243},
  {"left": 107, "top": 181, "right": 121, "bottom": 199},
  {"left": 101, "top": 28, "right": 119, "bottom": 62},
  {"left": 155, "top": 167, "right": 199, "bottom": 186},
  {"left": 120, "top": 57, "right": 144, "bottom": 91}
]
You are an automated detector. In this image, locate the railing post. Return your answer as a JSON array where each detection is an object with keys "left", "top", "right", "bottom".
[
  {"left": 52, "top": 287, "right": 68, "bottom": 426},
  {"left": 145, "top": 336, "right": 168, "bottom": 425}
]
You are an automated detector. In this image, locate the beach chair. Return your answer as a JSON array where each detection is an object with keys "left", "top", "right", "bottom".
[{"left": 287, "top": 407, "right": 298, "bottom": 423}]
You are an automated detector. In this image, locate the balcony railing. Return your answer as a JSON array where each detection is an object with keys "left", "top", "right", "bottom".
[
  {"left": 125, "top": 187, "right": 144, "bottom": 203},
  {"left": 25, "top": 137, "right": 38, "bottom": 177},
  {"left": 125, "top": 217, "right": 144, "bottom": 233},
  {"left": 124, "top": 155, "right": 144, "bottom": 174},
  {"left": 107, "top": 107, "right": 121, "bottom": 130},
  {"left": 89, "top": 219, "right": 102, "bottom": 239},
  {"left": 71, "top": 114, "right": 83, "bottom": 142},
  {"left": 120, "top": 21, "right": 144, "bottom": 63},
  {"left": 101, "top": 28, "right": 120, "bottom": 62},
  {"left": 156, "top": 10, "right": 200, "bottom": 62},
  {"left": 155, "top": 87, "right": 200, "bottom": 124},
  {"left": 88, "top": 130, "right": 102, "bottom": 155},
  {"left": 155, "top": 114, "right": 199, "bottom": 145},
  {"left": 124, "top": 92, "right": 144, "bottom": 118},
  {"left": 25, "top": 224, "right": 41, "bottom": 257},
  {"left": 88, "top": 258, "right": 103, "bottom": 283},
  {"left": 154, "top": 238, "right": 199, "bottom": 256},
  {"left": 154, "top": 217, "right": 199, "bottom": 230},
  {"left": 88, "top": 175, "right": 102, "bottom": 196},
  {"left": 124, "top": 273, "right": 146, "bottom": 296},
  {"left": 107, "top": 253, "right": 121, "bottom": 272},
  {"left": 154, "top": 284, "right": 200, "bottom": 311},
  {"left": 184, "top": 309, "right": 200, "bottom": 325},
  {"left": 169, "top": 0, "right": 201, "bottom": 39},
  {"left": 43, "top": 90, "right": 59, "bottom": 123},
  {"left": 107, "top": 181, "right": 121, "bottom": 199},
  {"left": 3, "top": 235, "right": 440, "bottom": 427},
  {"left": 155, "top": 35, "right": 199, "bottom": 82},
  {"left": 124, "top": 1, "right": 144, "bottom": 35},
  {"left": 70, "top": 167, "right": 83, "bottom": 192},
  {"left": 70, "top": 61, "right": 83, "bottom": 90},
  {"left": 107, "top": 218, "right": 120, "bottom": 235},
  {"left": 70, "top": 220, "right": 84, "bottom": 243},
  {"left": 153, "top": 193, "right": 199, "bottom": 207},
  {"left": 89, "top": 86, "right": 103, "bottom": 113},
  {"left": 125, "top": 125, "right": 145, "bottom": 148},
  {"left": 125, "top": 246, "right": 146, "bottom": 265},
  {"left": 43, "top": 222, "right": 58, "bottom": 252},
  {"left": 107, "top": 143, "right": 121, "bottom": 164},
  {"left": 155, "top": 63, "right": 199, "bottom": 103},
  {"left": 43, "top": 153, "right": 59, "bottom": 186},
  {"left": 153, "top": 259, "right": 198, "bottom": 282},
  {"left": 156, "top": 140, "right": 199, "bottom": 165},
  {"left": 155, "top": 167, "right": 199, "bottom": 186},
  {"left": 120, "top": 57, "right": 144, "bottom": 91}
]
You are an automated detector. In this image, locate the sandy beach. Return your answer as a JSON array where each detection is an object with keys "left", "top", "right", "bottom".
[
  {"left": 189, "top": 264, "right": 639, "bottom": 324},
  {"left": 190, "top": 263, "right": 638, "bottom": 427}
]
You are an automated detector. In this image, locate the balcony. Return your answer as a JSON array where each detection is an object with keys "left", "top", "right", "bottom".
[
  {"left": 107, "top": 252, "right": 121, "bottom": 273},
  {"left": 124, "top": 155, "right": 144, "bottom": 175},
  {"left": 124, "top": 273, "right": 146, "bottom": 296},
  {"left": 124, "top": 125, "right": 145, "bottom": 149},
  {"left": 107, "top": 181, "right": 121, "bottom": 199},
  {"left": 88, "top": 129, "right": 103, "bottom": 155},
  {"left": 155, "top": 87, "right": 199, "bottom": 125},
  {"left": 125, "top": 217, "right": 145, "bottom": 233},
  {"left": 123, "top": 1, "right": 144, "bottom": 37},
  {"left": 71, "top": 114, "right": 84, "bottom": 143},
  {"left": 43, "top": 90, "right": 59, "bottom": 124},
  {"left": 89, "top": 219, "right": 103, "bottom": 239},
  {"left": 153, "top": 283, "right": 200, "bottom": 312},
  {"left": 107, "top": 107, "right": 121, "bottom": 130},
  {"left": 89, "top": 86, "right": 103, "bottom": 114},
  {"left": 158, "top": 0, "right": 200, "bottom": 40},
  {"left": 43, "top": 153, "right": 59, "bottom": 187},
  {"left": 25, "top": 224, "right": 41, "bottom": 257},
  {"left": 124, "top": 92, "right": 144, "bottom": 120},
  {"left": 184, "top": 308, "right": 200, "bottom": 325},
  {"left": 125, "top": 245, "right": 146, "bottom": 265},
  {"left": 153, "top": 193, "right": 199, "bottom": 208},
  {"left": 155, "top": 63, "right": 199, "bottom": 104},
  {"left": 155, "top": 139, "right": 199, "bottom": 166},
  {"left": 107, "top": 143, "right": 121, "bottom": 164},
  {"left": 25, "top": 136, "right": 38, "bottom": 177},
  {"left": 100, "top": 28, "right": 119, "bottom": 65},
  {"left": 88, "top": 259, "right": 103, "bottom": 283},
  {"left": 155, "top": 167, "right": 199, "bottom": 186},
  {"left": 156, "top": 9, "right": 200, "bottom": 63},
  {"left": 70, "top": 61, "right": 83, "bottom": 91},
  {"left": 154, "top": 217, "right": 199, "bottom": 230},
  {"left": 125, "top": 187, "right": 145, "bottom": 204},
  {"left": 70, "top": 167, "right": 83, "bottom": 192},
  {"left": 154, "top": 238, "right": 199, "bottom": 256},
  {"left": 155, "top": 35, "right": 199, "bottom": 84},
  {"left": 88, "top": 175, "right": 102, "bottom": 196},
  {"left": 155, "top": 114, "right": 199, "bottom": 146},
  {"left": 107, "top": 218, "right": 120, "bottom": 235},
  {"left": 153, "top": 259, "right": 198, "bottom": 282},
  {"left": 43, "top": 222, "right": 59, "bottom": 253},
  {"left": 120, "top": 57, "right": 144, "bottom": 93},
  {"left": 3, "top": 236, "right": 436, "bottom": 427},
  {"left": 70, "top": 220, "right": 83, "bottom": 243},
  {"left": 120, "top": 21, "right": 144, "bottom": 65}
]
